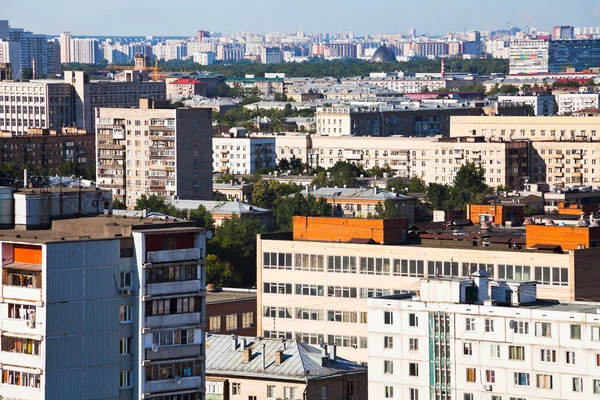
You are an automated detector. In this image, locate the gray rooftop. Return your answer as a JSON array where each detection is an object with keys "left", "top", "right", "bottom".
[
  {"left": 166, "top": 199, "right": 271, "bottom": 215},
  {"left": 300, "top": 187, "right": 412, "bottom": 201},
  {"left": 205, "top": 334, "right": 366, "bottom": 382}
]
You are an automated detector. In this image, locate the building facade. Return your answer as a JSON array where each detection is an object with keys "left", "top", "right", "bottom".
[
  {"left": 369, "top": 275, "right": 600, "bottom": 400},
  {"left": 497, "top": 94, "right": 555, "bottom": 116},
  {"left": 212, "top": 136, "right": 276, "bottom": 174},
  {"left": 556, "top": 93, "right": 600, "bottom": 115},
  {"left": 96, "top": 99, "right": 213, "bottom": 207}
]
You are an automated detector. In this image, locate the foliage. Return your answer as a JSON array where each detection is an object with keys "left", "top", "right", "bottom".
[
  {"left": 273, "top": 193, "right": 332, "bottom": 232},
  {"left": 188, "top": 205, "right": 215, "bottom": 230},
  {"left": 385, "top": 178, "right": 408, "bottom": 194},
  {"left": 374, "top": 199, "right": 407, "bottom": 219},
  {"left": 366, "top": 165, "right": 392, "bottom": 178},
  {"left": 214, "top": 173, "right": 238, "bottom": 184},
  {"left": 207, "top": 215, "right": 265, "bottom": 286},
  {"left": 310, "top": 172, "right": 329, "bottom": 188},
  {"left": 328, "top": 161, "right": 365, "bottom": 188},
  {"left": 408, "top": 176, "right": 428, "bottom": 193},
  {"left": 250, "top": 179, "right": 301, "bottom": 209},
  {"left": 427, "top": 183, "right": 453, "bottom": 211},
  {"left": 486, "top": 84, "right": 519, "bottom": 96},
  {"left": 450, "top": 162, "right": 490, "bottom": 207},
  {"left": 212, "top": 104, "right": 315, "bottom": 133},
  {"left": 205, "top": 254, "right": 236, "bottom": 287},
  {"left": 112, "top": 199, "right": 127, "bottom": 210}
]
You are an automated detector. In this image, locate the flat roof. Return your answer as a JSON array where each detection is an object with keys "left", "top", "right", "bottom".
[{"left": 206, "top": 290, "right": 257, "bottom": 303}]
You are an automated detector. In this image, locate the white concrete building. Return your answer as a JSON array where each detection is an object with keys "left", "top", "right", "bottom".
[
  {"left": 213, "top": 135, "right": 276, "bottom": 174},
  {"left": 556, "top": 93, "right": 600, "bottom": 115},
  {"left": 368, "top": 274, "right": 600, "bottom": 400},
  {"left": 192, "top": 52, "right": 216, "bottom": 66},
  {"left": 497, "top": 94, "right": 555, "bottom": 116}
]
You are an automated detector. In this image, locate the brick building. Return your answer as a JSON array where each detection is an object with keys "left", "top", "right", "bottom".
[{"left": 206, "top": 289, "right": 256, "bottom": 337}]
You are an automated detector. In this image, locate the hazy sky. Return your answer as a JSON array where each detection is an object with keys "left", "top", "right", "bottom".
[{"left": 6, "top": 0, "right": 600, "bottom": 37}]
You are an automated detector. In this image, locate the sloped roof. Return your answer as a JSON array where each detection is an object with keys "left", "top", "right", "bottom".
[
  {"left": 166, "top": 199, "right": 271, "bottom": 215},
  {"left": 205, "top": 334, "right": 366, "bottom": 382},
  {"left": 170, "top": 78, "right": 205, "bottom": 85},
  {"left": 299, "top": 187, "right": 413, "bottom": 201}
]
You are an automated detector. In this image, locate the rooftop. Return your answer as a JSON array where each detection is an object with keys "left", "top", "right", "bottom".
[
  {"left": 300, "top": 187, "right": 413, "bottom": 201},
  {"left": 166, "top": 199, "right": 271, "bottom": 215},
  {"left": 170, "top": 78, "right": 205, "bottom": 85},
  {"left": 205, "top": 334, "right": 367, "bottom": 382},
  {"left": 206, "top": 289, "right": 257, "bottom": 304}
]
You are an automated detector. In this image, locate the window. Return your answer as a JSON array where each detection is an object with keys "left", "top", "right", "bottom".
[
  {"left": 119, "top": 370, "right": 131, "bottom": 388},
  {"left": 327, "top": 310, "right": 356, "bottom": 323},
  {"left": 327, "top": 286, "right": 356, "bottom": 298},
  {"left": 573, "top": 377, "right": 583, "bottom": 392},
  {"left": 120, "top": 272, "right": 132, "bottom": 288},
  {"left": 263, "top": 252, "right": 292, "bottom": 269},
  {"left": 566, "top": 351, "right": 576, "bottom": 365},
  {"left": 393, "top": 259, "right": 424, "bottom": 277},
  {"left": 464, "top": 395, "right": 473, "bottom": 400},
  {"left": 570, "top": 324, "right": 581, "bottom": 340},
  {"left": 509, "top": 346, "right": 525, "bottom": 361},
  {"left": 1, "top": 369, "right": 40, "bottom": 388},
  {"left": 537, "top": 374, "right": 553, "bottom": 389},
  {"left": 466, "top": 368, "right": 476, "bottom": 382},
  {"left": 409, "top": 313, "right": 418, "bottom": 327},
  {"left": 226, "top": 314, "right": 238, "bottom": 331},
  {"left": 295, "top": 308, "right": 324, "bottom": 321},
  {"left": 283, "top": 387, "right": 296, "bottom": 400},
  {"left": 264, "top": 282, "right": 293, "bottom": 295},
  {"left": 384, "top": 360, "right": 394, "bottom": 374},
  {"left": 152, "top": 329, "right": 193, "bottom": 347},
  {"left": 120, "top": 337, "right": 132, "bottom": 355},
  {"left": 486, "top": 370, "right": 496, "bottom": 383},
  {"left": 596, "top": 353, "right": 600, "bottom": 367},
  {"left": 384, "top": 311, "right": 394, "bottom": 325},
  {"left": 592, "top": 326, "right": 600, "bottom": 341},
  {"left": 534, "top": 266, "right": 568, "bottom": 286},
  {"left": 540, "top": 349, "right": 556, "bottom": 363},
  {"left": 294, "top": 253, "right": 324, "bottom": 271},
  {"left": 1, "top": 336, "right": 40, "bottom": 355},
  {"left": 485, "top": 319, "right": 494, "bottom": 332},
  {"left": 327, "top": 255, "right": 356, "bottom": 273},
  {"left": 210, "top": 316, "right": 221, "bottom": 332},
  {"left": 463, "top": 342, "right": 473, "bottom": 356},
  {"left": 384, "top": 336, "right": 394, "bottom": 349},
  {"left": 410, "top": 388, "right": 419, "bottom": 400},
  {"left": 409, "top": 338, "right": 419, "bottom": 352},
  {"left": 514, "top": 372, "right": 530, "bottom": 386},
  {"left": 320, "top": 385, "right": 327, "bottom": 400},
  {"left": 146, "top": 265, "right": 197, "bottom": 283},
  {"left": 535, "top": 322, "right": 551, "bottom": 337},
  {"left": 385, "top": 386, "right": 394, "bottom": 398},
  {"left": 359, "top": 257, "right": 390, "bottom": 275},
  {"left": 491, "top": 344, "right": 500, "bottom": 359},
  {"left": 242, "top": 312, "right": 254, "bottom": 328},
  {"left": 296, "top": 284, "right": 324, "bottom": 297},
  {"left": 249, "top": 397, "right": 257, "bottom": 400},
  {"left": 232, "top": 382, "right": 241, "bottom": 395},
  {"left": 120, "top": 305, "right": 131, "bottom": 323},
  {"left": 465, "top": 318, "right": 475, "bottom": 332},
  {"left": 512, "top": 321, "right": 529, "bottom": 334},
  {"left": 594, "top": 379, "right": 600, "bottom": 394},
  {"left": 409, "top": 362, "right": 419, "bottom": 377},
  {"left": 7, "top": 303, "right": 35, "bottom": 320}
]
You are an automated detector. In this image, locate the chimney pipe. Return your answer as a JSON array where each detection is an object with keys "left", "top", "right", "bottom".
[
  {"left": 241, "top": 338, "right": 247, "bottom": 349},
  {"left": 231, "top": 335, "right": 238, "bottom": 351},
  {"left": 262, "top": 343, "right": 266, "bottom": 370},
  {"left": 275, "top": 350, "right": 285, "bottom": 364},
  {"left": 329, "top": 344, "right": 337, "bottom": 361},
  {"left": 243, "top": 348, "right": 252, "bottom": 362}
]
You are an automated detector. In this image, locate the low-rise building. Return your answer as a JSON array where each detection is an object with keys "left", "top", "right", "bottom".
[
  {"left": 368, "top": 274, "right": 600, "bottom": 400},
  {"left": 213, "top": 182, "right": 255, "bottom": 202},
  {"left": 205, "top": 334, "right": 367, "bottom": 400},
  {"left": 556, "top": 92, "right": 600, "bottom": 115},
  {"left": 497, "top": 93, "right": 555, "bottom": 116},
  {"left": 206, "top": 288, "right": 256, "bottom": 337},
  {"left": 167, "top": 78, "right": 207, "bottom": 101}
]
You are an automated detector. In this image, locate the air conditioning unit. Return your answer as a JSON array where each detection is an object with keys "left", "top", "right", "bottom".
[
  {"left": 121, "top": 289, "right": 131, "bottom": 296},
  {"left": 484, "top": 384, "right": 493, "bottom": 391}
]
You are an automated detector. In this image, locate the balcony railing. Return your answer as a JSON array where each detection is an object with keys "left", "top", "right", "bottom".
[
  {"left": 146, "top": 280, "right": 202, "bottom": 297},
  {"left": 144, "top": 376, "right": 201, "bottom": 395},
  {"left": 145, "top": 312, "right": 202, "bottom": 329},
  {"left": 147, "top": 249, "right": 200, "bottom": 264}
]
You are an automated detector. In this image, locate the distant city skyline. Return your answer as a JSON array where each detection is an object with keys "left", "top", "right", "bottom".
[{"left": 6, "top": 0, "right": 600, "bottom": 37}]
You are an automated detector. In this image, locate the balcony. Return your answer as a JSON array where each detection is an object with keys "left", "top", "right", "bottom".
[
  {"left": 0, "top": 385, "right": 42, "bottom": 400},
  {"left": 147, "top": 248, "right": 200, "bottom": 264},
  {"left": 146, "top": 280, "right": 202, "bottom": 297},
  {"left": 2, "top": 286, "right": 42, "bottom": 303},
  {"left": 144, "top": 376, "right": 201, "bottom": 395},
  {"left": 149, "top": 135, "right": 175, "bottom": 141},
  {"left": 554, "top": 163, "right": 564, "bottom": 168},
  {"left": 144, "top": 344, "right": 202, "bottom": 361},
  {"left": 343, "top": 152, "right": 362, "bottom": 161},
  {"left": 219, "top": 149, "right": 229, "bottom": 154},
  {"left": 219, "top": 157, "right": 229, "bottom": 163},
  {"left": 554, "top": 171, "right": 564, "bottom": 177},
  {"left": 554, "top": 153, "right": 564, "bottom": 159},
  {"left": 219, "top": 166, "right": 228, "bottom": 172},
  {"left": 573, "top": 163, "right": 583, "bottom": 169},
  {"left": 573, "top": 153, "right": 583, "bottom": 160},
  {"left": 145, "top": 312, "right": 201, "bottom": 329},
  {"left": 1, "top": 351, "right": 42, "bottom": 369}
]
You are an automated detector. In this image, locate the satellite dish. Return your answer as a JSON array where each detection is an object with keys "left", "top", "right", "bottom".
[
  {"left": 509, "top": 320, "right": 516, "bottom": 329},
  {"left": 151, "top": 343, "right": 159, "bottom": 352},
  {"left": 206, "top": 231, "right": 213, "bottom": 240},
  {"left": 174, "top": 376, "right": 182, "bottom": 384}
]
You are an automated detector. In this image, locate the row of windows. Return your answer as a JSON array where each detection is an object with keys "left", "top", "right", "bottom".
[
  {"left": 145, "top": 361, "right": 201, "bottom": 381},
  {"left": 264, "top": 282, "right": 410, "bottom": 299},
  {"left": 262, "top": 253, "right": 568, "bottom": 285},
  {"left": 208, "top": 312, "right": 254, "bottom": 333},
  {"left": 264, "top": 306, "right": 368, "bottom": 323},
  {"left": 263, "top": 330, "right": 368, "bottom": 349}
]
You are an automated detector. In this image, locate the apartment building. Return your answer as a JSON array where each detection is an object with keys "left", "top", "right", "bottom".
[
  {"left": 205, "top": 334, "right": 367, "bottom": 400},
  {"left": 0, "top": 127, "right": 94, "bottom": 169},
  {"left": 212, "top": 135, "right": 275, "bottom": 174},
  {"left": 556, "top": 93, "right": 600, "bottom": 115},
  {"left": 274, "top": 134, "right": 311, "bottom": 165},
  {"left": 166, "top": 78, "right": 207, "bottom": 101},
  {"left": 257, "top": 216, "right": 600, "bottom": 362},
  {"left": 96, "top": 99, "right": 213, "bottom": 207},
  {"left": 497, "top": 93, "right": 555, "bottom": 116},
  {"left": 450, "top": 116, "right": 600, "bottom": 142},
  {"left": 510, "top": 39, "right": 600, "bottom": 74},
  {"left": 0, "top": 71, "right": 166, "bottom": 136},
  {"left": 0, "top": 189, "right": 206, "bottom": 400},
  {"left": 368, "top": 275, "right": 600, "bottom": 400},
  {"left": 316, "top": 104, "right": 483, "bottom": 137}
]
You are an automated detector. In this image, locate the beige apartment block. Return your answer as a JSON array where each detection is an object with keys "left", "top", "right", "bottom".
[
  {"left": 96, "top": 99, "right": 212, "bottom": 207},
  {"left": 450, "top": 116, "right": 600, "bottom": 141},
  {"left": 529, "top": 141, "right": 600, "bottom": 186},
  {"left": 257, "top": 217, "right": 600, "bottom": 362}
]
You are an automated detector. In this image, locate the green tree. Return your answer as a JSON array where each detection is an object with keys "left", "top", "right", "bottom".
[
  {"left": 208, "top": 215, "right": 265, "bottom": 286},
  {"left": 328, "top": 161, "right": 364, "bottom": 188},
  {"left": 273, "top": 193, "right": 331, "bottom": 232},
  {"left": 112, "top": 199, "right": 127, "bottom": 210},
  {"left": 205, "top": 254, "right": 236, "bottom": 287},
  {"left": 407, "top": 176, "right": 428, "bottom": 192},
  {"left": 188, "top": 205, "right": 215, "bottom": 230},
  {"left": 427, "top": 183, "right": 453, "bottom": 211},
  {"left": 134, "top": 194, "right": 167, "bottom": 211},
  {"left": 374, "top": 199, "right": 407, "bottom": 219},
  {"left": 250, "top": 179, "right": 300, "bottom": 209},
  {"left": 450, "top": 162, "right": 490, "bottom": 208},
  {"left": 386, "top": 178, "right": 408, "bottom": 194},
  {"left": 310, "top": 172, "right": 329, "bottom": 188}
]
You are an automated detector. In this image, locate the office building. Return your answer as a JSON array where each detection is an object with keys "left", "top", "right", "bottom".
[
  {"left": 96, "top": 99, "right": 213, "bottom": 207},
  {"left": 205, "top": 334, "right": 367, "bottom": 400},
  {"left": 556, "top": 92, "right": 600, "bottom": 115},
  {"left": 368, "top": 274, "right": 600, "bottom": 400},
  {"left": 510, "top": 39, "right": 600, "bottom": 74},
  {"left": 0, "top": 40, "right": 22, "bottom": 80},
  {"left": 212, "top": 134, "right": 275, "bottom": 174},
  {"left": 257, "top": 216, "right": 600, "bottom": 362}
]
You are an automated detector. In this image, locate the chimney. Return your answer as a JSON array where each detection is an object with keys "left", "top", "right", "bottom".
[
  {"left": 275, "top": 350, "right": 285, "bottom": 364},
  {"left": 243, "top": 347, "right": 252, "bottom": 362},
  {"left": 240, "top": 338, "right": 247, "bottom": 349},
  {"left": 373, "top": 186, "right": 378, "bottom": 195},
  {"left": 231, "top": 335, "right": 238, "bottom": 351},
  {"left": 329, "top": 344, "right": 337, "bottom": 361},
  {"left": 471, "top": 270, "right": 489, "bottom": 304},
  {"left": 320, "top": 345, "right": 327, "bottom": 357}
]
